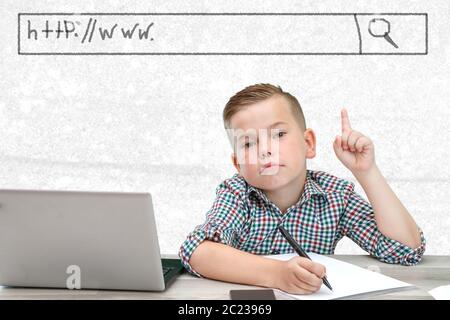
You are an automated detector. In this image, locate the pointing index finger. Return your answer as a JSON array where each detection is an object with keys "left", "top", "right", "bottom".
[{"left": 341, "top": 108, "right": 352, "bottom": 133}]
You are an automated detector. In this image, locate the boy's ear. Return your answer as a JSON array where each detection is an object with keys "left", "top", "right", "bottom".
[
  {"left": 304, "top": 128, "right": 316, "bottom": 159},
  {"left": 231, "top": 153, "right": 241, "bottom": 173}
]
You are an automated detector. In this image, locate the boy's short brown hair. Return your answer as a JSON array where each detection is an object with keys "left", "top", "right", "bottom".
[{"left": 223, "top": 83, "right": 306, "bottom": 130}]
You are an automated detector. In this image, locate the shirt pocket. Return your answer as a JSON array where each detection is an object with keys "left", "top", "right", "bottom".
[
  {"left": 237, "top": 210, "right": 278, "bottom": 254},
  {"left": 297, "top": 199, "right": 341, "bottom": 254}
]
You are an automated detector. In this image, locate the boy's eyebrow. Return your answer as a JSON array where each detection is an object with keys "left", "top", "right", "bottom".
[
  {"left": 236, "top": 132, "right": 257, "bottom": 141},
  {"left": 235, "top": 122, "right": 287, "bottom": 142},
  {"left": 267, "top": 121, "right": 288, "bottom": 128}
]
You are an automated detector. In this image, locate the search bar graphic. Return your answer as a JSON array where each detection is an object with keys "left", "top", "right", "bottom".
[{"left": 18, "top": 13, "right": 428, "bottom": 55}]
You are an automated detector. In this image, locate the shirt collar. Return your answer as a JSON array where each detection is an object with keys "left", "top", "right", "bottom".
[
  {"left": 302, "top": 171, "right": 329, "bottom": 202},
  {"left": 247, "top": 170, "right": 329, "bottom": 206}
]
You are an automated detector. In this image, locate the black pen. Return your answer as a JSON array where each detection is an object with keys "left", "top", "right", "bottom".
[{"left": 278, "top": 225, "right": 333, "bottom": 291}]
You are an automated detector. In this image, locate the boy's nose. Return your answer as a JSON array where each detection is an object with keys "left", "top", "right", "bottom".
[
  {"left": 259, "top": 150, "right": 272, "bottom": 160},
  {"left": 258, "top": 133, "right": 273, "bottom": 160}
]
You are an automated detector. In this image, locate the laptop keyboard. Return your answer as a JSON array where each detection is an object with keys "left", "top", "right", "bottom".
[{"left": 162, "top": 266, "right": 173, "bottom": 276}]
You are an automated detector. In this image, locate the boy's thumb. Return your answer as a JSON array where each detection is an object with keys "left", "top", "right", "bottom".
[{"left": 333, "top": 135, "right": 343, "bottom": 155}]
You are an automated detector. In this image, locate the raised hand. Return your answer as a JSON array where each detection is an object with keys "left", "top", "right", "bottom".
[{"left": 333, "top": 108, "right": 375, "bottom": 174}]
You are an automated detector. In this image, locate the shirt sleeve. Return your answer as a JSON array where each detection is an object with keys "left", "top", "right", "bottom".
[
  {"left": 338, "top": 183, "right": 426, "bottom": 266},
  {"left": 178, "top": 181, "right": 248, "bottom": 277}
]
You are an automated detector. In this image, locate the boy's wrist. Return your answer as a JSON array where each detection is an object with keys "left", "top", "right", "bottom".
[
  {"left": 351, "top": 164, "right": 381, "bottom": 184},
  {"left": 262, "top": 258, "right": 283, "bottom": 289}
]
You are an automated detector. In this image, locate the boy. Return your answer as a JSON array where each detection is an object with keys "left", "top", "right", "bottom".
[{"left": 179, "top": 83, "right": 425, "bottom": 295}]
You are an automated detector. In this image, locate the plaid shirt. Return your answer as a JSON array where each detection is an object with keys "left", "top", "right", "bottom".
[{"left": 179, "top": 169, "right": 426, "bottom": 276}]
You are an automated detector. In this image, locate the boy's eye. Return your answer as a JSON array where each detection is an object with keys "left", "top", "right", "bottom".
[
  {"left": 243, "top": 141, "right": 256, "bottom": 148},
  {"left": 274, "top": 131, "right": 286, "bottom": 138}
]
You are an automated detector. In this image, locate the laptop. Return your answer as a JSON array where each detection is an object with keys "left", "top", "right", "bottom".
[{"left": 0, "top": 189, "right": 184, "bottom": 291}]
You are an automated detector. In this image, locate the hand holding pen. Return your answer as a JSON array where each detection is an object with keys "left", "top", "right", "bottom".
[{"left": 272, "top": 226, "right": 332, "bottom": 294}]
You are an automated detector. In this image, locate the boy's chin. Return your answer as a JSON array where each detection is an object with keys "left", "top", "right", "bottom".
[
  {"left": 246, "top": 169, "right": 305, "bottom": 191},
  {"left": 251, "top": 174, "right": 290, "bottom": 191}
]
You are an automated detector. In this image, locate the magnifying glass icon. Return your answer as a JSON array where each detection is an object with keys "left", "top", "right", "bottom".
[{"left": 368, "top": 18, "right": 399, "bottom": 49}]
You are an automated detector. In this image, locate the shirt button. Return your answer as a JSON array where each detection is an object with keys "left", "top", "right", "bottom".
[{"left": 271, "top": 250, "right": 280, "bottom": 254}]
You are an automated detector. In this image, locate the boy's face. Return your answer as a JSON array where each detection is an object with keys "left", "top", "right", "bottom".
[{"left": 229, "top": 95, "right": 316, "bottom": 192}]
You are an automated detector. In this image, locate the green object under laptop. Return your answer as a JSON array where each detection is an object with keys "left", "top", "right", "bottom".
[{"left": 162, "top": 258, "right": 184, "bottom": 285}]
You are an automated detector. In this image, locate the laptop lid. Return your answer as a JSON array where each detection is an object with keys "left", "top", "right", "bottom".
[{"left": 0, "top": 189, "right": 166, "bottom": 291}]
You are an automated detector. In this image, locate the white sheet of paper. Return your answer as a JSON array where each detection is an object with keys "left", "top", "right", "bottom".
[
  {"left": 265, "top": 253, "right": 413, "bottom": 300},
  {"left": 428, "top": 285, "right": 450, "bottom": 300}
]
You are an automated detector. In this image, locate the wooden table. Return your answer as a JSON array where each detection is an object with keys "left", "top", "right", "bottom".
[{"left": 1, "top": 255, "right": 448, "bottom": 300}]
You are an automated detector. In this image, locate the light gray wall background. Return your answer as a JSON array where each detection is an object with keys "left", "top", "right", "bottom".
[{"left": 1, "top": 1, "right": 449, "bottom": 255}]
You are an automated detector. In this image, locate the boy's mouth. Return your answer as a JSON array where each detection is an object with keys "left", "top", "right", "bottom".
[{"left": 259, "top": 162, "right": 284, "bottom": 175}]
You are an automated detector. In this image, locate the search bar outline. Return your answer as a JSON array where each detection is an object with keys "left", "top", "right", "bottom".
[{"left": 18, "top": 12, "right": 428, "bottom": 55}]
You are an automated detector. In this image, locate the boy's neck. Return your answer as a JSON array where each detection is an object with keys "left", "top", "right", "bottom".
[{"left": 262, "top": 170, "right": 307, "bottom": 214}]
